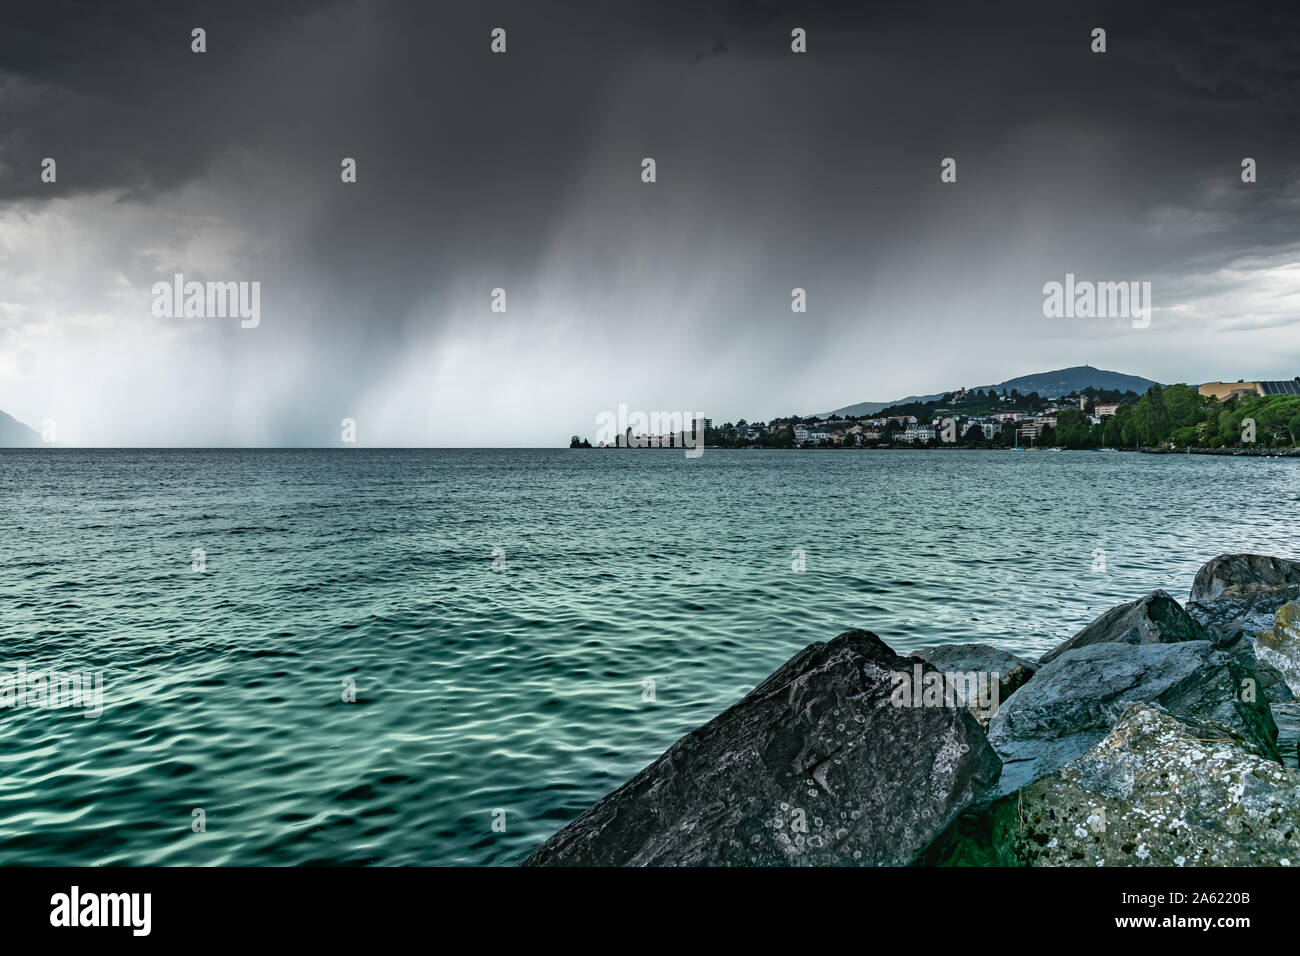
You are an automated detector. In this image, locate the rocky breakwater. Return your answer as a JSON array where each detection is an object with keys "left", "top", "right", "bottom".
[{"left": 526, "top": 553, "right": 1300, "bottom": 866}]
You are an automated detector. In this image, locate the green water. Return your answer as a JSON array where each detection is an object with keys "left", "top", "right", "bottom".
[{"left": 0, "top": 448, "right": 1295, "bottom": 864}]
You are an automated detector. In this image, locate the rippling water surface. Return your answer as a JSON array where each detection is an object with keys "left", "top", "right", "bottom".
[{"left": 1, "top": 448, "right": 1296, "bottom": 865}]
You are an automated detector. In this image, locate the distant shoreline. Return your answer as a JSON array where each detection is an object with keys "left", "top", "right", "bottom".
[{"left": 574, "top": 444, "right": 1300, "bottom": 456}]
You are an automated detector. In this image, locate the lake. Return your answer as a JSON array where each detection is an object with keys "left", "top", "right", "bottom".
[{"left": 1, "top": 448, "right": 1295, "bottom": 864}]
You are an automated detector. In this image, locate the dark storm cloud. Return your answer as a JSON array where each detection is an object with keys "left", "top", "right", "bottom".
[
  {"left": 0, "top": 1, "right": 331, "bottom": 199},
  {"left": 1, "top": 0, "right": 1299, "bottom": 444},
  {"left": 6, "top": 1, "right": 1291, "bottom": 203}
]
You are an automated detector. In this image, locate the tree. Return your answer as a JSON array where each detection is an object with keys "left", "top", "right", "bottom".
[
  {"left": 1055, "top": 408, "right": 1095, "bottom": 449},
  {"left": 1101, "top": 414, "right": 1120, "bottom": 447},
  {"left": 1217, "top": 405, "right": 1242, "bottom": 446},
  {"left": 1112, "top": 403, "right": 1138, "bottom": 447},
  {"left": 1162, "top": 383, "right": 1202, "bottom": 432},
  {"left": 1133, "top": 384, "right": 1170, "bottom": 446}
]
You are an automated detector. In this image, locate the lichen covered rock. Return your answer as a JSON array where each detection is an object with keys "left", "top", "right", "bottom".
[{"left": 945, "top": 704, "right": 1300, "bottom": 866}]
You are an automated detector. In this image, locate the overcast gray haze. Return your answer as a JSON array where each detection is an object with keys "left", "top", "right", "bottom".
[{"left": 1, "top": 0, "right": 1298, "bottom": 445}]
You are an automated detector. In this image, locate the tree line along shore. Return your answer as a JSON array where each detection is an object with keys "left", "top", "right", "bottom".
[{"left": 571, "top": 383, "right": 1300, "bottom": 452}]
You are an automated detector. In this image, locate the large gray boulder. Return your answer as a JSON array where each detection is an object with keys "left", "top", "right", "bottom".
[
  {"left": 1190, "top": 553, "right": 1300, "bottom": 603},
  {"left": 937, "top": 704, "right": 1300, "bottom": 866},
  {"left": 984, "top": 640, "right": 1278, "bottom": 802},
  {"left": 1188, "top": 588, "right": 1300, "bottom": 646},
  {"left": 524, "top": 630, "right": 1001, "bottom": 866},
  {"left": 1038, "top": 590, "right": 1203, "bottom": 665},
  {"left": 1187, "top": 554, "right": 1300, "bottom": 646}
]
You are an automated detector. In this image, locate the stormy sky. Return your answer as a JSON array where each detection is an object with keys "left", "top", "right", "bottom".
[{"left": 1, "top": 0, "right": 1298, "bottom": 445}]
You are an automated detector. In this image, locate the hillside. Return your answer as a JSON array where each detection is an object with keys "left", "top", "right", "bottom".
[
  {"left": 821, "top": 365, "right": 1157, "bottom": 417},
  {"left": 968, "top": 365, "right": 1158, "bottom": 398},
  {"left": 819, "top": 393, "right": 944, "bottom": 419},
  {"left": 0, "top": 409, "right": 41, "bottom": 446}
]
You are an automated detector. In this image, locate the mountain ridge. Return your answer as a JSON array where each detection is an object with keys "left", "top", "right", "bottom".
[{"left": 819, "top": 365, "right": 1160, "bottom": 418}]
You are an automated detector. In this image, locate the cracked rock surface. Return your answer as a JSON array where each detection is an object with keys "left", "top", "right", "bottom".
[
  {"left": 524, "top": 630, "right": 1000, "bottom": 866},
  {"left": 1038, "top": 589, "right": 1204, "bottom": 665},
  {"left": 1187, "top": 553, "right": 1300, "bottom": 647},
  {"left": 910, "top": 642, "right": 1038, "bottom": 725}
]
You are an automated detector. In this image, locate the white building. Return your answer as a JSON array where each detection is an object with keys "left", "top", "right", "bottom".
[{"left": 795, "top": 425, "right": 834, "bottom": 444}]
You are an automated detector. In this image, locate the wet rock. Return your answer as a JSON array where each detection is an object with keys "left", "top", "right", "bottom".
[
  {"left": 524, "top": 630, "right": 1000, "bottom": 866},
  {"left": 1256, "top": 602, "right": 1300, "bottom": 695},
  {"left": 1187, "top": 554, "right": 1300, "bottom": 646},
  {"left": 1253, "top": 664, "right": 1293, "bottom": 705},
  {"left": 984, "top": 640, "right": 1278, "bottom": 803},
  {"left": 1222, "top": 623, "right": 1295, "bottom": 701},
  {"left": 939, "top": 704, "right": 1300, "bottom": 866},
  {"left": 1255, "top": 661, "right": 1296, "bottom": 703},
  {"left": 909, "top": 643, "right": 1038, "bottom": 723},
  {"left": 1038, "top": 590, "right": 1203, "bottom": 666},
  {"left": 1189, "top": 553, "right": 1300, "bottom": 603},
  {"left": 1273, "top": 701, "right": 1300, "bottom": 769},
  {"left": 1188, "top": 586, "right": 1300, "bottom": 648}
]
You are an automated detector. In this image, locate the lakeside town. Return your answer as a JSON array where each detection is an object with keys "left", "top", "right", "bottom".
[{"left": 571, "top": 376, "right": 1300, "bottom": 452}]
